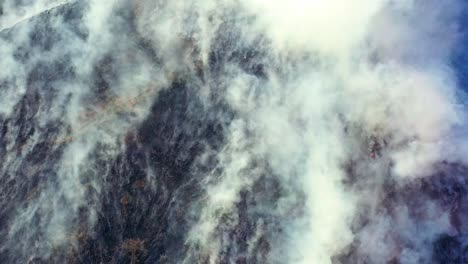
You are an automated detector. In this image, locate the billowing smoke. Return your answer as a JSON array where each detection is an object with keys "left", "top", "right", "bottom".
[{"left": 0, "top": 0, "right": 467, "bottom": 263}]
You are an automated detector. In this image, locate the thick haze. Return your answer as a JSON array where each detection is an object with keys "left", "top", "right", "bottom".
[{"left": 0, "top": 0, "right": 467, "bottom": 263}]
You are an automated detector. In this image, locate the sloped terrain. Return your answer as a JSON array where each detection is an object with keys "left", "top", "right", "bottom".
[{"left": 0, "top": 1, "right": 467, "bottom": 263}]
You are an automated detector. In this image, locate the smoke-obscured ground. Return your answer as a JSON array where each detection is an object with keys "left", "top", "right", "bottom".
[{"left": 0, "top": 0, "right": 468, "bottom": 263}]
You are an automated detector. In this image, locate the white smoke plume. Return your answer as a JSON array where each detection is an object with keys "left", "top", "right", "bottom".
[
  {"left": 163, "top": 0, "right": 466, "bottom": 263},
  {"left": 0, "top": 0, "right": 466, "bottom": 263}
]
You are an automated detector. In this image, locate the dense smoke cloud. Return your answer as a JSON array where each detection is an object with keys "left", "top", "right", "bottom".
[{"left": 0, "top": 0, "right": 467, "bottom": 263}]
